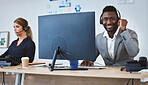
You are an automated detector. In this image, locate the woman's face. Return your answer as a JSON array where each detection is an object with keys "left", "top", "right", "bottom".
[{"left": 14, "top": 23, "right": 24, "bottom": 36}]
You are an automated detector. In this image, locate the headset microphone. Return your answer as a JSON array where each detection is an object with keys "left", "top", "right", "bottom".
[
  {"left": 16, "top": 30, "right": 24, "bottom": 34},
  {"left": 16, "top": 27, "right": 27, "bottom": 34}
]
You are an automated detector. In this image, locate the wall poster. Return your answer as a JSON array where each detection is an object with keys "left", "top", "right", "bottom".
[{"left": 0, "top": 31, "right": 9, "bottom": 48}]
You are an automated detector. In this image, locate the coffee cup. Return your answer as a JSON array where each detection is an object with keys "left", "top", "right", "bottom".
[{"left": 21, "top": 57, "right": 29, "bottom": 68}]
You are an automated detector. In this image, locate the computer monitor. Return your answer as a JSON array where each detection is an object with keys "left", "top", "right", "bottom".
[{"left": 38, "top": 12, "right": 96, "bottom": 71}]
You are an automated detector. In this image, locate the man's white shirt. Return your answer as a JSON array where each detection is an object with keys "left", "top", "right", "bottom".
[{"left": 103, "top": 27, "right": 120, "bottom": 59}]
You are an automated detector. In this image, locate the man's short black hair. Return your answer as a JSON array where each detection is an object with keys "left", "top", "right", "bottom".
[
  {"left": 102, "top": 6, "right": 119, "bottom": 18},
  {"left": 103, "top": 6, "right": 117, "bottom": 12}
]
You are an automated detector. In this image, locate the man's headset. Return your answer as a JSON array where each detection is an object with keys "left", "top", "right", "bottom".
[{"left": 99, "top": 9, "right": 121, "bottom": 24}]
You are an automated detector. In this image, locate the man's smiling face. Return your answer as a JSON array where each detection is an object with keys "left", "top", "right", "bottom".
[{"left": 102, "top": 12, "right": 118, "bottom": 33}]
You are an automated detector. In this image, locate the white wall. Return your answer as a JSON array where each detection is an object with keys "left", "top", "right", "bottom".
[{"left": 0, "top": 0, "right": 148, "bottom": 66}]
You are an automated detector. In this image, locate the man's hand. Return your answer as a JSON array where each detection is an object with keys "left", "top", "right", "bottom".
[
  {"left": 118, "top": 19, "right": 128, "bottom": 32},
  {"left": 80, "top": 60, "right": 94, "bottom": 66}
]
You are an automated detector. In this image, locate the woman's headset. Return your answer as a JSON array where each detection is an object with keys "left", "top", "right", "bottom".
[
  {"left": 23, "top": 26, "right": 27, "bottom": 31},
  {"left": 99, "top": 9, "right": 121, "bottom": 24}
]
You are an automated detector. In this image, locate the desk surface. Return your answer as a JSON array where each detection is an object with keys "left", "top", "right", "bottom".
[
  {"left": 141, "top": 72, "right": 148, "bottom": 79},
  {"left": 0, "top": 65, "right": 144, "bottom": 79}
]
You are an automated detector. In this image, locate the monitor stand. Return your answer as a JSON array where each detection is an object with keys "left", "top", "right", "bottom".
[{"left": 49, "top": 47, "right": 88, "bottom": 71}]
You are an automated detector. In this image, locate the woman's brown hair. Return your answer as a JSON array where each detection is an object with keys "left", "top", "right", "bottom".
[{"left": 14, "top": 18, "right": 33, "bottom": 39}]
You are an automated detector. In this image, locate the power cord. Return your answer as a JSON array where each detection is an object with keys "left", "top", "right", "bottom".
[
  {"left": 126, "top": 78, "right": 131, "bottom": 85},
  {"left": 0, "top": 65, "right": 5, "bottom": 85},
  {"left": 59, "top": 51, "right": 79, "bottom": 65},
  {"left": 2, "top": 72, "right": 5, "bottom": 85},
  {"left": 121, "top": 66, "right": 126, "bottom": 71},
  {"left": 126, "top": 78, "right": 134, "bottom": 85},
  {"left": 132, "top": 79, "right": 134, "bottom": 85}
]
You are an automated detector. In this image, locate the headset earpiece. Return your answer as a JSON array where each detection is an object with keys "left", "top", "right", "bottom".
[
  {"left": 23, "top": 27, "right": 27, "bottom": 31},
  {"left": 100, "top": 14, "right": 103, "bottom": 24}
]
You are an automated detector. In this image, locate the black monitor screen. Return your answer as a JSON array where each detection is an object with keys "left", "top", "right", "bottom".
[{"left": 38, "top": 12, "right": 96, "bottom": 61}]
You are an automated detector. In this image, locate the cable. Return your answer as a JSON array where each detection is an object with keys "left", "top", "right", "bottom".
[
  {"left": 0, "top": 66, "right": 5, "bottom": 85},
  {"left": 59, "top": 52, "right": 79, "bottom": 65},
  {"left": 126, "top": 78, "right": 131, "bottom": 85},
  {"left": 126, "top": 78, "right": 134, "bottom": 85},
  {"left": 60, "top": 51, "right": 102, "bottom": 66},
  {"left": 2, "top": 72, "right": 5, "bottom": 85},
  {"left": 121, "top": 66, "right": 126, "bottom": 71},
  {"left": 61, "top": 51, "right": 77, "bottom": 60},
  {"left": 59, "top": 50, "right": 99, "bottom": 66},
  {"left": 132, "top": 79, "right": 134, "bottom": 85},
  {"left": 60, "top": 51, "right": 84, "bottom": 66}
]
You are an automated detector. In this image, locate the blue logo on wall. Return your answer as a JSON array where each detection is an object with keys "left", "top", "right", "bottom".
[{"left": 75, "top": 5, "right": 81, "bottom": 12}]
